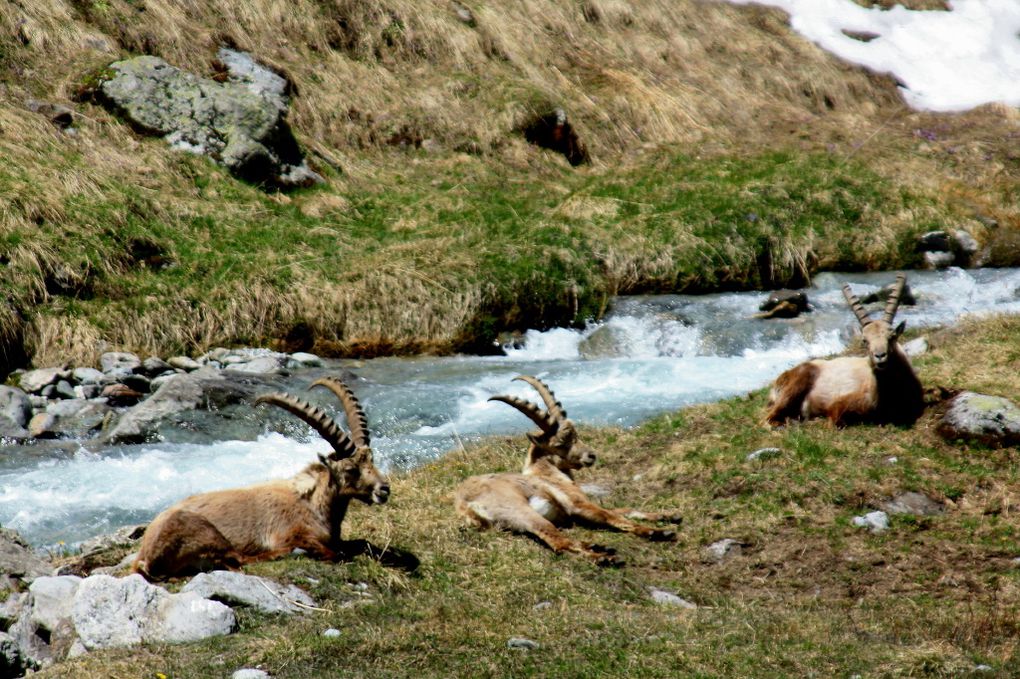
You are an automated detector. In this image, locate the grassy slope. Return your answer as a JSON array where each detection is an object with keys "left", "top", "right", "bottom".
[
  {"left": 0, "top": 0, "right": 1018, "bottom": 368},
  {"left": 45, "top": 315, "right": 1020, "bottom": 678}
]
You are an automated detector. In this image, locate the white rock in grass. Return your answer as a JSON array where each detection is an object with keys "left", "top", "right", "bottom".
[
  {"left": 852, "top": 511, "right": 889, "bottom": 533},
  {"left": 323, "top": 628, "right": 341, "bottom": 638},
  {"left": 232, "top": 670, "right": 270, "bottom": 679},
  {"left": 507, "top": 637, "right": 539, "bottom": 650},
  {"left": 182, "top": 571, "right": 315, "bottom": 615},
  {"left": 649, "top": 588, "right": 697, "bottom": 609},
  {"left": 747, "top": 447, "right": 781, "bottom": 462}
]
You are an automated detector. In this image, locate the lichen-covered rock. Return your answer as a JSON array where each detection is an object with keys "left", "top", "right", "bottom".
[
  {"left": 937, "top": 391, "right": 1020, "bottom": 447},
  {"left": 0, "top": 386, "right": 32, "bottom": 428},
  {"left": 181, "top": 571, "right": 315, "bottom": 615},
  {"left": 96, "top": 51, "right": 322, "bottom": 190},
  {"left": 71, "top": 574, "right": 234, "bottom": 650},
  {"left": 18, "top": 367, "right": 68, "bottom": 395},
  {"left": 0, "top": 528, "right": 52, "bottom": 584}
]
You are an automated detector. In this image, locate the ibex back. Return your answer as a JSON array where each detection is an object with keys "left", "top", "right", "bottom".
[
  {"left": 133, "top": 377, "right": 389, "bottom": 580},
  {"left": 455, "top": 376, "right": 682, "bottom": 566}
]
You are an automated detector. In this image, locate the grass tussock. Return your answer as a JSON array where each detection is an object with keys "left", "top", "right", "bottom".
[{"left": 42, "top": 314, "right": 1020, "bottom": 678}]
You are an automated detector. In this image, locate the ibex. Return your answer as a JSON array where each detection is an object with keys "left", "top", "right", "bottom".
[
  {"left": 764, "top": 274, "right": 924, "bottom": 427},
  {"left": 455, "top": 376, "right": 682, "bottom": 566},
  {"left": 133, "top": 377, "right": 390, "bottom": 580}
]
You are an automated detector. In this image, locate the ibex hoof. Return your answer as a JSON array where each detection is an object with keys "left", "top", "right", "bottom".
[
  {"left": 660, "top": 513, "right": 684, "bottom": 525},
  {"left": 648, "top": 529, "right": 677, "bottom": 542},
  {"left": 593, "top": 553, "right": 624, "bottom": 568},
  {"left": 583, "top": 542, "right": 617, "bottom": 555}
]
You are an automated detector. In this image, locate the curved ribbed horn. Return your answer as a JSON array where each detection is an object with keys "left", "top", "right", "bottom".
[
  {"left": 488, "top": 395, "right": 557, "bottom": 435},
  {"left": 882, "top": 273, "right": 907, "bottom": 324},
  {"left": 256, "top": 392, "right": 356, "bottom": 458},
  {"left": 842, "top": 284, "right": 872, "bottom": 328},
  {"left": 513, "top": 375, "right": 567, "bottom": 422},
  {"left": 310, "top": 376, "right": 370, "bottom": 448}
]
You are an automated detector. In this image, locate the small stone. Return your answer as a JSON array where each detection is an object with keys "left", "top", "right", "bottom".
[
  {"left": 101, "top": 383, "right": 144, "bottom": 407},
  {"left": 72, "top": 367, "right": 107, "bottom": 386},
  {"left": 140, "top": 356, "right": 172, "bottom": 377},
  {"left": 231, "top": 670, "right": 270, "bottom": 679},
  {"left": 881, "top": 491, "right": 943, "bottom": 516},
  {"left": 54, "top": 379, "right": 76, "bottom": 399},
  {"left": 167, "top": 356, "right": 201, "bottom": 372},
  {"left": 703, "top": 539, "right": 743, "bottom": 564},
  {"left": 28, "top": 412, "right": 58, "bottom": 439},
  {"left": 286, "top": 352, "right": 323, "bottom": 368},
  {"left": 507, "top": 637, "right": 539, "bottom": 650},
  {"left": 649, "top": 588, "right": 697, "bottom": 608},
  {"left": 99, "top": 351, "right": 141, "bottom": 375},
  {"left": 0, "top": 386, "right": 32, "bottom": 427},
  {"left": 852, "top": 510, "right": 890, "bottom": 533},
  {"left": 120, "top": 373, "right": 152, "bottom": 394},
  {"left": 322, "top": 628, "right": 341, "bottom": 638},
  {"left": 886, "top": 456, "right": 898, "bottom": 464},
  {"left": 974, "top": 665, "right": 993, "bottom": 672},
  {"left": 747, "top": 447, "right": 781, "bottom": 461},
  {"left": 532, "top": 601, "right": 553, "bottom": 611},
  {"left": 19, "top": 367, "right": 68, "bottom": 394}
]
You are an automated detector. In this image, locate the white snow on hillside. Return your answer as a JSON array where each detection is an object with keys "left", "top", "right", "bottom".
[{"left": 724, "top": 0, "right": 1020, "bottom": 112}]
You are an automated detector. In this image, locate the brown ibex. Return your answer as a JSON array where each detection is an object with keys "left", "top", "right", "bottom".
[
  {"left": 764, "top": 274, "right": 924, "bottom": 427},
  {"left": 133, "top": 377, "right": 391, "bottom": 580},
  {"left": 454, "top": 376, "right": 682, "bottom": 566}
]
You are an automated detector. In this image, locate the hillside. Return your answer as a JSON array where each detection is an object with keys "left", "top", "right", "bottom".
[{"left": 1, "top": 0, "right": 1018, "bottom": 372}]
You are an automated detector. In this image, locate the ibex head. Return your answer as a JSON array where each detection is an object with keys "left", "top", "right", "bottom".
[
  {"left": 256, "top": 377, "right": 390, "bottom": 505},
  {"left": 489, "top": 375, "right": 597, "bottom": 471},
  {"left": 842, "top": 273, "right": 908, "bottom": 372}
]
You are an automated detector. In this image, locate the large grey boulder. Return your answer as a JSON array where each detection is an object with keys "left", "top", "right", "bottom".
[
  {"left": 17, "top": 367, "right": 68, "bottom": 395},
  {"left": 103, "top": 367, "right": 282, "bottom": 444},
  {"left": 182, "top": 570, "right": 316, "bottom": 615},
  {"left": 71, "top": 574, "right": 235, "bottom": 650},
  {"left": 29, "top": 576, "right": 82, "bottom": 632},
  {"left": 96, "top": 50, "right": 322, "bottom": 190},
  {"left": 937, "top": 391, "right": 1020, "bottom": 447}
]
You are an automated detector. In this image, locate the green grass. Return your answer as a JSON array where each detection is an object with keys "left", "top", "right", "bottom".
[
  {"left": 2, "top": 145, "right": 950, "bottom": 366},
  {"left": 46, "top": 314, "right": 1020, "bottom": 678}
]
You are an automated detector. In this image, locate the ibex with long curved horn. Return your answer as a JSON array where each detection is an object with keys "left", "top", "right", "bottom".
[
  {"left": 455, "top": 376, "right": 682, "bottom": 566},
  {"left": 133, "top": 377, "right": 390, "bottom": 580},
  {"left": 764, "top": 274, "right": 924, "bottom": 427}
]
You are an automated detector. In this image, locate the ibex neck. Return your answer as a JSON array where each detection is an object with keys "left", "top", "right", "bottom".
[{"left": 523, "top": 446, "right": 574, "bottom": 483}]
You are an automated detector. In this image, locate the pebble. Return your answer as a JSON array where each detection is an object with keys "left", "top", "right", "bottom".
[
  {"left": 323, "top": 628, "right": 341, "bottom": 638},
  {"left": 703, "top": 539, "right": 742, "bottom": 564},
  {"left": 532, "top": 600, "right": 553, "bottom": 611},
  {"left": 747, "top": 447, "right": 781, "bottom": 461},
  {"left": 507, "top": 637, "right": 539, "bottom": 650},
  {"left": 232, "top": 670, "right": 270, "bottom": 679},
  {"left": 649, "top": 588, "right": 697, "bottom": 608}
]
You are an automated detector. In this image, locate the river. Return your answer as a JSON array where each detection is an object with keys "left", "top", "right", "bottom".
[{"left": 3, "top": 267, "right": 1019, "bottom": 546}]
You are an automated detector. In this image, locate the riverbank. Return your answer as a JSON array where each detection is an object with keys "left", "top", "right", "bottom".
[{"left": 40, "top": 313, "right": 1020, "bottom": 678}]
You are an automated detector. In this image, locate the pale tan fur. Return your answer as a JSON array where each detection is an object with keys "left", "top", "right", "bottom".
[
  {"left": 133, "top": 379, "right": 389, "bottom": 580},
  {"left": 455, "top": 376, "right": 681, "bottom": 566},
  {"left": 765, "top": 275, "right": 923, "bottom": 427}
]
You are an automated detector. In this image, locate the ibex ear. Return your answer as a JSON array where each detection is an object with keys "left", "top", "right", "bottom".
[{"left": 894, "top": 320, "right": 906, "bottom": 338}]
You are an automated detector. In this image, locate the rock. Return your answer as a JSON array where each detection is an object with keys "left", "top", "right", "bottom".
[
  {"left": 104, "top": 368, "right": 281, "bottom": 444},
  {"left": 937, "top": 391, "right": 1020, "bottom": 447},
  {"left": 46, "top": 398, "right": 89, "bottom": 419},
  {"left": 72, "top": 367, "right": 106, "bottom": 385},
  {"left": 703, "top": 538, "right": 743, "bottom": 564},
  {"left": 181, "top": 571, "right": 315, "bottom": 615},
  {"left": 101, "top": 383, "right": 144, "bottom": 407},
  {"left": 224, "top": 355, "right": 287, "bottom": 375},
  {"left": 140, "top": 356, "right": 172, "bottom": 377},
  {"left": 51, "top": 401, "right": 113, "bottom": 437},
  {"left": 649, "top": 588, "right": 697, "bottom": 608},
  {"left": 18, "top": 367, "right": 68, "bottom": 394},
  {"left": 96, "top": 52, "right": 321, "bottom": 190},
  {"left": 29, "top": 575, "right": 82, "bottom": 632},
  {"left": 747, "top": 447, "right": 781, "bottom": 461},
  {"left": 901, "top": 337, "right": 929, "bottom": 357},
  {"left": 852, "top": 510, "right": 889, "bottom": 533},
  {"left": 533, "top": 600, "right": 553, "bottom": 611},
  {"left": 323, "top": 628, "right": 341, "bottom": 638},
  {"left": 754, "top": 300, "right": 802, "bottom": 319},
  {"left": 167, "top": 356, "right": 201, "bottom": 371},
  {"left": 0, "top": 630, "right": 26, "bottom": 676},
  {"left": 452, "top": 1, "right": 476, "bottom": 26},
  {"left": 28, "top": 412, "right": 59, "bottom": 439},
  {"left": 0, "top": 386, "right": 32, "bottom": 427},
  {"left": 54, "top": 380, "right": 76, "bottom": 400},
  {"left": 881, "top": 491, "right": 943, "bottom": 516},
  {"left": 120, "top": 373, "right": 152, "bottom": 394},
  {"left": 99, "top": 352, "right": 142, "bottom": 375},
  {"left": 860, "top": 281, "right": 918, "bottom": 306},
  {"left": 0, "top": 416, "right": 30, "bottom": 441},
  {"left": 286, "top": 352, "right": 323, "bottom": 368},
  {"left": 71, "top": 574, "right": 235, "bottom": 650},
  {"left": 232, "top": 670, "right": 271, "bottom": 679},
  {"left": 924, "top": 251, "right": 955, "bottom": 270},
  {"left": 507, "top": 637, "right": 539, "bottom": 650},
  {"left": 916, "top": 230, "right": 951, "bottom": 252},
  {"left": 0, "top": 528, "right": 51, "bottom": 584},
  {"left": 758, "top": 290, "right": 810, "bottom": 316},
  {"left": 954, "top": 230, "right": 980, "bottom": 264},
  {"left": 25, "top": 99, "right": 75, "bottom": 128}
]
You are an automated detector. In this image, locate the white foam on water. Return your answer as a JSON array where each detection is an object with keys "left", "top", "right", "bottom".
[{"left": 723, "top": 0, "right": 1020, "bottom": 111}]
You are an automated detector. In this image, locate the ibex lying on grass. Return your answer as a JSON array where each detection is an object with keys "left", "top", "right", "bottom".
[
  {"left": 764, "top": 274, "right": 924, "bottom": 427},
  {"left": 455, "top": 376, "right": 682, "bottom": 566},
  {"left": 133, "top": 377, "right": 391, "bottom": 580}
]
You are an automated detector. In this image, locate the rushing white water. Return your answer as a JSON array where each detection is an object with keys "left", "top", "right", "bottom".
[{"left": 3, "top": 267, "right": 1020, "bottom": 546}]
